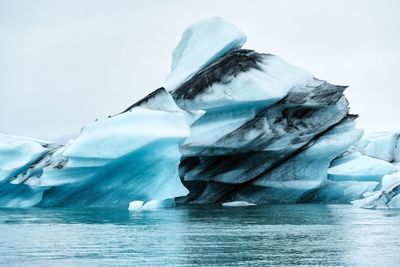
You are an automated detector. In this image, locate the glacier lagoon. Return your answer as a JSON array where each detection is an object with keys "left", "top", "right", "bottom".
[{"left": 1, "top": 205, "right": 400, "bottom": 266}]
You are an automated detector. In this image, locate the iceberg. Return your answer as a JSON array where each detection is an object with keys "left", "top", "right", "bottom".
[{"left": 0, "top": 17, "right": 396, "bottom": 208}]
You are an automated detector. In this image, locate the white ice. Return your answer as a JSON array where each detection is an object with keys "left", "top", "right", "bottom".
[
  {"left": 328, "top": 152, "right": 395, "bottom": 182},
  {"left": 142, "top": 198, "right": 175, "bottom": 210},
  {"left": 352, "top": 172, "right": 400, "bottom": 209},
  {"left": 128, "top": 199, "right": 175, "bottom": 211},
  {"left": 356, "top": 131, "right": 400, "bottom": 162},
  {"left": 0, "top": 134, "right": 49, "bottom": 181},
  {"left": 164, "top": 17, "right": 247, "bottom": 90},
  {"left": 128, "top": 200, "right": 144, "bottom": 211},
  {"left": 222, "top": 201, "right": 256, "bottom": 207}
]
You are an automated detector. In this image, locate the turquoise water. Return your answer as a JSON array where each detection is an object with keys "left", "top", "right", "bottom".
[{"left": 0, "top": 205, "right": 399, "bottom": 266}]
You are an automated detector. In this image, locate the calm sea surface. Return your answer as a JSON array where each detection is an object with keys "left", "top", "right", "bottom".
[{"left": 0, "top": 204, "right": 399, "bottom": 266}]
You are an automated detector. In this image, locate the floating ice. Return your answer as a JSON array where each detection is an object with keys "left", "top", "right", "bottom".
[
  {"left": 142, "top": 198, "right": 175, "bottom": 210},
  {"left": 0, "top": 17, "right": 396, "bottom": 208},
  {"left": 222, "top": 201, "right": 256, "bottom": 207},
  {"left": 128, "top": 199, "right": 175, "bottom": 211},
  {"left": 128, "top": 200, "right": 144, "bottom": 211}
]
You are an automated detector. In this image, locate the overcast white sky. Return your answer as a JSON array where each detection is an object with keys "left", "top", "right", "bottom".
[{"left": 0, "top": 0, "right": 399, "bottom": 141}]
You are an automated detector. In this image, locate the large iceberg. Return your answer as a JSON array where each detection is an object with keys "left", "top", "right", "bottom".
[{"left": 0, "top": 17, "right": 397, "bottom": 208}]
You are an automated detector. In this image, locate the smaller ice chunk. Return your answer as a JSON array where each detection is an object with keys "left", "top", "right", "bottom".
[
  {"left": 165, "top": 17, "right": 247, "bottom": 90},
  {"left": 142, "top": 198, "right": 175, "bottom": 210},
  {"left": 356, "top": 131, "right": 400, "bottom": 162},
  {"left": 352, "top": 192, "right": 384, "bottom": 208},
  {"left": 0, "top": 134, "right": 49, "bottom": 181},
  {"left": 382, "top": 172, "right": 400, "bottom": 189},
  {"left": 128, "top": 200, "right": 144, "bottom": 211},
  {"left": 222, "top": 201, "right": 256, "bottom": 207},
  {"left": 328, "top": 152, "right": 395, "bottom": 182},
  {"left": 128, "top": 199, "right": 175, "bottom": 211},
  {"left": 352, "top": 172, "right": 400, "bottom": 209}
]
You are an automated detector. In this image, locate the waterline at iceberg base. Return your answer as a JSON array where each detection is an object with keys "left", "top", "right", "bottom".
[{"left": 1, "top": 17, "right": 399, "bottom": 209}]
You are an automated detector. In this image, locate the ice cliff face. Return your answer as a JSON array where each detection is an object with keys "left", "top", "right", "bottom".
[{"left": 0, "top": 17, "right": 398, "bottom": 208}]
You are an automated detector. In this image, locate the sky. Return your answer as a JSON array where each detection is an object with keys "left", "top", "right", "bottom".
[{"left": 0, "top": 0, "right": 399, "bottom": 141}]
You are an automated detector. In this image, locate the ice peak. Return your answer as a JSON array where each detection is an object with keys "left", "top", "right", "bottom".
[{"left": 165, "top": 17, "right": 247, "bottom": 90}]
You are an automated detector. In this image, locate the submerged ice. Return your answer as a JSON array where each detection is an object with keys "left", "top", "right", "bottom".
[{"left": 0, "top": 17, "right": 398, "bottom": 208}]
